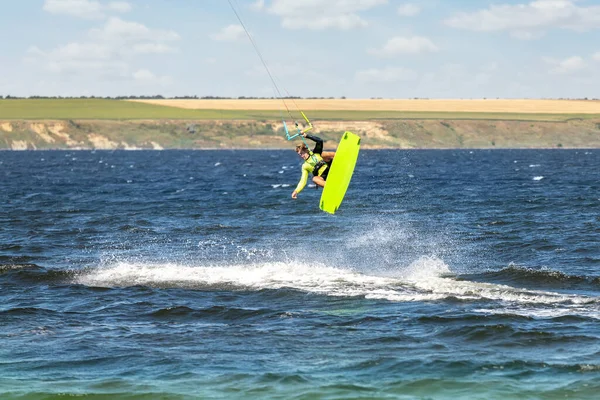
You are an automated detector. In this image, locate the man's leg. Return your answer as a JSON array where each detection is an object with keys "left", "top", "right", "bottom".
[{"left": 312, "top": 176, "right": 326, "bottom": 188}]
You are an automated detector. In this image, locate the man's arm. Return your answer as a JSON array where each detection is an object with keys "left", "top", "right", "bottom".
[
  {"left": 304, "top": 134, "right": 323, "bottom": 155},
  {"left": 292, "top": 165, "right": 309, "bottom": 198}
]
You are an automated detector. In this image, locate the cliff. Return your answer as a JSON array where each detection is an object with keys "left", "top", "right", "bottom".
[{"left": 1, "top": 118, "right": 599, "bottom": 150}]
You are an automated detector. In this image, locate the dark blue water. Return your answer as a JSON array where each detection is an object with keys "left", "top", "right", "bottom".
[{"left": 1, "top": 149, "right": 599, "bottom": 399}]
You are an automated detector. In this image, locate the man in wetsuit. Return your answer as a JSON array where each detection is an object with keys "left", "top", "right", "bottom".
[{"left": 291, "top": 133, "right": 335, "bottom": 199}]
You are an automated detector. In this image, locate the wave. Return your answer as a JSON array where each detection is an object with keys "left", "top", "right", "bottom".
[
  {"left": 72, "top": 257, "right": 599, "bottom": 307},
  {"left": 436, "top": 323, "right": 598, "bottom": 345},
  {"left": 0, "top": 307, "right": 62, "bottom": 320},
  {"left": 4, "top": 257, "right": 600, "bottom": 319},
  {"left": 0, "top": 263, "right": 42, "bottom": 273},
  {"left": 465, "top": 264, "right": 600, "bottom": 287},
  {"left": 0, "top": 263, "right": 76, "bottom": 283},
  {"left": 147, "top": 305, "right": 284, "bottom": 322}
]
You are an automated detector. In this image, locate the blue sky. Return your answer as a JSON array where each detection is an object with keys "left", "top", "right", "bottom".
[{"left": 2, "top": 0, "right": 599, "bottom": 98}]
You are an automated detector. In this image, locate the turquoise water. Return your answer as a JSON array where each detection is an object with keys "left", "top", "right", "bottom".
[{"left": 1, "top": 149, "right": 599, "bottom": 399}]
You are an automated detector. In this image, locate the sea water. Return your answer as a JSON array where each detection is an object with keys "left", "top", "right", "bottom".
[{"left": 1, "top": 149, "right": 599, "bottom": 399}]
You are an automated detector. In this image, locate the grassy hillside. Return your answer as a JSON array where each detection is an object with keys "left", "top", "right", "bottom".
[
  {"left": 2, "top": 99, "right": 600, "bottom": 121},
  {"left": 1, "top": 99, "right": 599, "bottom": 149}
]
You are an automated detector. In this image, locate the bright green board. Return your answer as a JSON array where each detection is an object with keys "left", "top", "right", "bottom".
[{"left": 319, "top": 131, "right": 361, "bottom": 214}]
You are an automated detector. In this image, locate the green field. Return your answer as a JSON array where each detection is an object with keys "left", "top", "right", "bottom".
[{"left": 2, "top": 99, "right": 600, "bottom": 121}]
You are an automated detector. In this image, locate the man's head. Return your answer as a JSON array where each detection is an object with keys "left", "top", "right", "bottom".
[{"left": 296, "top": 144, "right": 309, "bottom": 160}]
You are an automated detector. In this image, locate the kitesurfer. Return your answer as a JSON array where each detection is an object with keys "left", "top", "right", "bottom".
[{"left": 291, "top": 133, "right": 335, "bottom": 199}]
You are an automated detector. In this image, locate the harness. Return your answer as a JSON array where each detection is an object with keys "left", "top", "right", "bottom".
[{"left": 312, "top": 159, "right": 327, "bottom": 177}]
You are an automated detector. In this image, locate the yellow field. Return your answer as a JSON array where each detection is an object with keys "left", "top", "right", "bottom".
[{"left": 128, "top": 99, "right": 600, "bottom": 114}]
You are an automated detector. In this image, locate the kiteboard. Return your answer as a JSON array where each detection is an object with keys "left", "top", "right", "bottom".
[{"left": 320, "top": 131, "right": 361, "bottom": 214}]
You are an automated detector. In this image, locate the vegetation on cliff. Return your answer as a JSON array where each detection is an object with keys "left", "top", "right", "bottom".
[{"left": 1, "top": 99, "right": 599, "bottom": 149}]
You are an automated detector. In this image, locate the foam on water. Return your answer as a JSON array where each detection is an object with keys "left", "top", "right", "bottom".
[
  {"left": 74, "top": 256, "right": 599, "bottom": 310},
  {"left": 76, "top": 261, "right": 397, "bottom": 297},
  {"left": 474, "top": 306, "right": 600, "bottom": 319}
]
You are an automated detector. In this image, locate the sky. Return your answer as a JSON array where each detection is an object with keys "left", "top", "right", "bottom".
[{"left": 1, "top": 0, "right": 600, "bottom": 99}]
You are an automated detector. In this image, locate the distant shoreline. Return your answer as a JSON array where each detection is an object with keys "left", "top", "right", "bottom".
[
  {"left": 1, "top": 98, "right": 599, "bottom": 150},
  {"left": 2, "top": 117, "right": 599, "bottom": 150}
]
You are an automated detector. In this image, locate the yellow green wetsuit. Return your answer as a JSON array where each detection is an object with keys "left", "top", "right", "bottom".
[{"left": 295, "top": 135, "right": 330, "bottom": 194}]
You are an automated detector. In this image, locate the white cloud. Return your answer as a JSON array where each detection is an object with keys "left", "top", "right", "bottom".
[
  {"left": 397, "top": 4, "right": 420, "bottom": 17},
  {"left": 27, "top": 15, "right": 179, "bottom": 87},
  {"left": 90, "top": 17, "right": 180, "bottom": 43},
  {"left": 593, "top": 52, "right": 600, "bottom": 61},
  {"left": 509, "top": 30, "right": 545, "bottom": 40},
  {"left": 132, "top": 43, "right": 176, "bottom": 54},
  {"left": 355, "top": 67, "right": 418, "bottom": 83},
  {"left": 43, "top": 0, "right": 131, "bottom": 19},
  {"left": 300, "top": 14, "right": 369, "bottom": 30},
  {"left": 26, "top": 46, "right": 46, "bottom": 57},
  {"left": 210, "top": 25, "right": 246, "bottom": 42},
  {"left": 44, "top": 0, "right": 103, "bottom": 19},
  {"left": 26, "top": 41, "right": 126, "bottom": 76},
  {"left": 251, "top": 0, "right": 265, "bottom": 11},
  {"left": 47, "top": 59, "right": 129, "bottom": 75},
  {"left": 53, "top": 42, "right": 114, "bottom": 60},
  {"left": 266, "top": 0, "right": 388, "bottom": 30},
  {"left": 544, "top": 55, "right": 587, "bottom": 74},
  {"left": 368, "top": 36, "right": 438, "bottom": 57},
  {"left": 444, "top": 0, "right": 600, "bottom": 38},
  {"left": 107, "top": 1, "right": 132, "bottom": 13},
  {"left": 133, "top": 69, "right": 172, "bottom": 86}
]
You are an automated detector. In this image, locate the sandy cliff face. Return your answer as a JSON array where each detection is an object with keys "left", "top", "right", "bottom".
[
  {"left": 10, "top": 140, "right": 31, "bottom": 150},
  {"left": 0, "top": 121, "right": 140, "bottom": 150},
  {"left": 87, "top": 133, "right": 119, "bottom": 149},
  {"left": 1, "top": 118, "right": 599, "bottom": 149}
]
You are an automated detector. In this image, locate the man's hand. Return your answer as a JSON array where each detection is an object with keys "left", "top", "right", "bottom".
[{"left": 291, "top": 191, "right": 298, "bottom": 199}]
